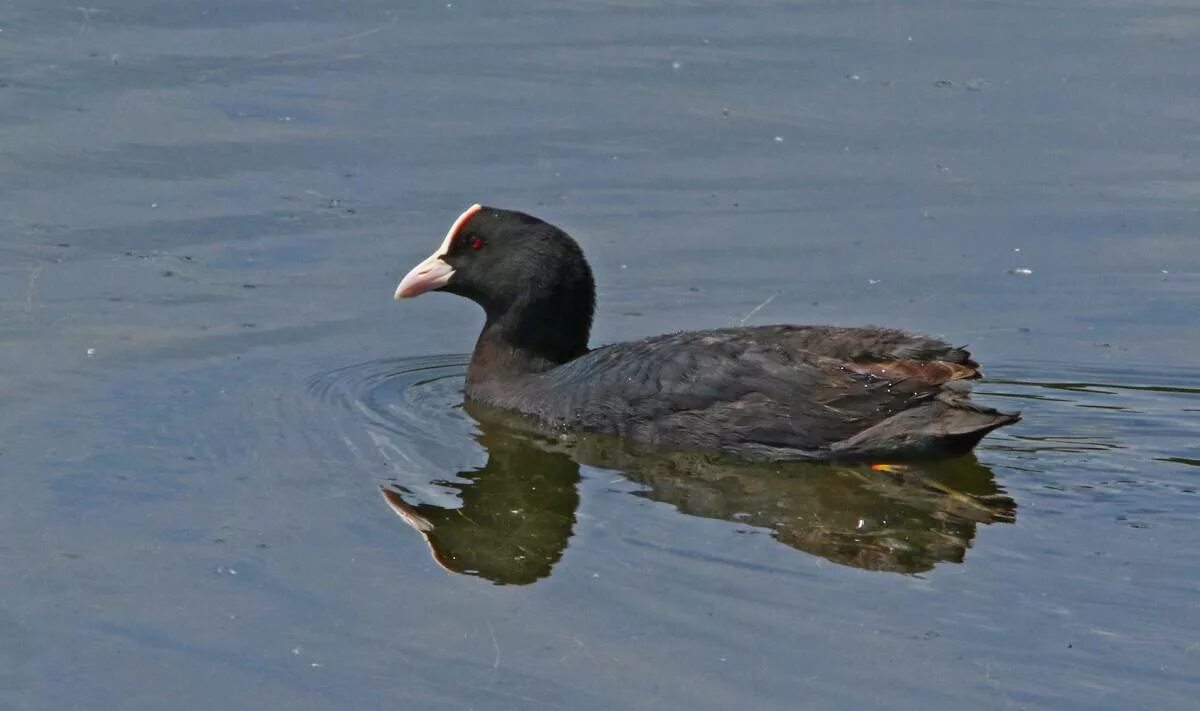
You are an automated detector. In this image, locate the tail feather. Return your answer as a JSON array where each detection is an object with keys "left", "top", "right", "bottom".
[{"left": 830, "top": 400, "right": 1020, "bottom": 460}]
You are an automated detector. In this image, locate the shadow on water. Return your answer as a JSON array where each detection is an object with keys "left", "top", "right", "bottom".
[{"left": 309, "top": 356, "right": 1016, "bottom": 586}]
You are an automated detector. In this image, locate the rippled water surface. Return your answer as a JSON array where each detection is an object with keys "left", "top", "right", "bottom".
[{"left": 2, "top": 1, "right": 1198, "bottom": 709}]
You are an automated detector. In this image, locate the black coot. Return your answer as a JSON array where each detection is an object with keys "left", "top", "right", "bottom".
[{"left": 394, "top": 205, "right": 1019, "bottom": 460}]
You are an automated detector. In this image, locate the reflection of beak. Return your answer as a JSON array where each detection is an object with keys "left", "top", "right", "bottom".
[
  {"left": 380, "top": 487, "right": 454, "bottom": 574},
  {"left": 394, "top": 254, "right": 453, "bottom": 299},
  {"left": 380, "top": 487, "right": 433, "bottom": 532}
]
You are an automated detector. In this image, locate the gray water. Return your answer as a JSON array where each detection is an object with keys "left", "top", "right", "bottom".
[{"left": 2, "top": 1, "right": 1198, "bottom": 709}]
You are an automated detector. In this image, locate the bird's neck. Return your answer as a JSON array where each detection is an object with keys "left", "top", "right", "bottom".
[{"left": 466, "top": 293, "right": 593, "bottom": 390}]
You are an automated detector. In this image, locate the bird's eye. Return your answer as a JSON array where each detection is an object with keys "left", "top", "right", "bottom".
[{"left": 468, "top": 236, "right": 485, "bottom": 250}]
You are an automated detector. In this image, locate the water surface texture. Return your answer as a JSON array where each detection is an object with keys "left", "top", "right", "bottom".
[{"left": 2, "top": 2, "right": 1198, "bottom": 709}]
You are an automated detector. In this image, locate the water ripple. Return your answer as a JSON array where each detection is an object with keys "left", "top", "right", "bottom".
[{"left": 305, "top": 354, "right": 477, "bottom": 503}]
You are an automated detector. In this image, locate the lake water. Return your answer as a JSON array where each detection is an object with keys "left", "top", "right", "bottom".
[{"left": 2, "top": 1, "right": 1197, "bottom": 709}]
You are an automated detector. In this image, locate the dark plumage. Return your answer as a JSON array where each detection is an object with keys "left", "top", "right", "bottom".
[{"left": 394, "top": 205, "right": 1020, "bottom": 461}]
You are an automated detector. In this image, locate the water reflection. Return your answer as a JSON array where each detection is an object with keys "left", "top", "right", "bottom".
[
  {"left": 381, "top": 422, "right": 580, "bottom": 585},
  {"left": 382, "top": 404, "right": 1016, "bottom": 585}
]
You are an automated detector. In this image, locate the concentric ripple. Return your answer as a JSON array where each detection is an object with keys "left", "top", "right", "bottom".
[{"left": 305, "top": 354, "right": 483, "bottom": 506}]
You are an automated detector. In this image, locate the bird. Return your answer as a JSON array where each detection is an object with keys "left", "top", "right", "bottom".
[{"left": 393, "top": 204, "right": 1019, "bottom": 461}]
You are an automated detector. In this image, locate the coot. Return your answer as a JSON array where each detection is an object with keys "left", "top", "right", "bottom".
[{"left": 394, "top": 204, "right": 1019, "bottom": 460}]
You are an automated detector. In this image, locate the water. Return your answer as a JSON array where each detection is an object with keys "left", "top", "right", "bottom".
[
  {"left": 2, "top": 1, "right": 1197, "bottom": 709},
  {"left": 310, "top": 356, "right": 1023, "bottom": 581}
]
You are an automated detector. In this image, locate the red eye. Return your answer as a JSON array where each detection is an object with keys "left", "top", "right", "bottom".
[{"left": 469, "top": 236, "right": 484, "bottom": 250}]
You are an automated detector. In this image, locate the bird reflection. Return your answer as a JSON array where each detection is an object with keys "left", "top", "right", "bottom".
[
  {"left": 381, "top": 423, "right": 579, "bottom": 585},
  {"left": 382, "top": 404, "right": 1016, "bottom": 585}
]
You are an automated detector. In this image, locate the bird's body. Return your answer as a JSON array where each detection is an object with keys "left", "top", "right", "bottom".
[{"left": 395, "top": 205, "right": 1019, "bottom": 460}]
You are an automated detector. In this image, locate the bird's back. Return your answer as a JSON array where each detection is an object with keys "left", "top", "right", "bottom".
[{"left": 469, "top": 325, "right": 1019, "bottom": 461}]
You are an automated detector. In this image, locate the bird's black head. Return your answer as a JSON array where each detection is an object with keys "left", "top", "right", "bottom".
[{"left": 395, "top": 205, "right": 596, "bottom": 369}]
